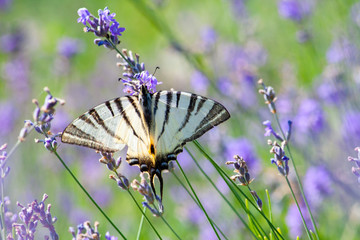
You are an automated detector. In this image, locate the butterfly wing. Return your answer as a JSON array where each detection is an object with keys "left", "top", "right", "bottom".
[
  {"left": 153, "top": 91, "right": 230, "bottom": 159},
  {"left": 61, "top": 96, "right": 150, "bottom": 153}
]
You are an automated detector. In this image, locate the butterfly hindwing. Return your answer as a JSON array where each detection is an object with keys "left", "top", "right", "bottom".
[{"left": 61, "top": 96, "right": 149, "bottom": 153}]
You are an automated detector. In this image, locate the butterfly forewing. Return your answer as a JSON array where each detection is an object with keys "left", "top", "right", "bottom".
[{"left": 61, "top": 96, "right": 149, "bottom": 153}]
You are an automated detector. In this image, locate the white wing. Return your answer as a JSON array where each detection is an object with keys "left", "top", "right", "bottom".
[
  {"left": 61, "top": 96, "right": 149, "bottom": 153},
  {"left": 153, "top": 91, "right": 230, "bottom": 158}
]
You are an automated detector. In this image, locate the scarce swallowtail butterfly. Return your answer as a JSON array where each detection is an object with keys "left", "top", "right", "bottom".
[{"left": 61, "top": 85, "right": 230, "bottom": 198}]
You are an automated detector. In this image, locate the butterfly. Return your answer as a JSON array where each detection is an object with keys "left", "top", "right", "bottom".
[{"left": 61, "top": 85, "right": 230, "bottom": 198}]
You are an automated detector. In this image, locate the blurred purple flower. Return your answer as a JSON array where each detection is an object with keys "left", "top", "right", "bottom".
[
  {"left": 286, "top": 203, "right": 312, "bottom": 238},
  {"left": 3, "top": 57, "right": 30, "bottom": 102},
  {"left": 303, "top": 166, "right": 332, "bottom": 208},
  {"left": 351, "top": 2, "right": 360, "bottom": 28},
  {"left": 0, "top": 101, "right": 18, "bottom": 138},
  {"left": 230, "top": 0, "right": 247, "bottom": 18},
  {"left": 278, "top": 0, "right": 313, "bottom": 22},
  {"left": 0, "top": 0, "right": 12, "bottom": 10},
  {"left": 326, "top": 38, "right": 360, "bottom": 64},
  {"left": 57, "top": 37, "right": 83, "bottom": 58},
  {"left": 200, "top": 27, "right": 217, "bottom": 49},
  {"left": 294, "top": 98, "right": 325, "bottom": 136},
  {"left": 317, "top": 65, "right": 346, "bottom": 104},
  {"left": 0, "top": 31, "right": 23, "bottom": 53},
  {"left": 224, "top": 138, "right": 260, "bottom": 174},
  {"left": 348, "top": 147, "right": 360, "bottom": 183},
  {"left": 191, "top": 70, "right": 209, "bottom": 94},
  {"left": 342, "top": 111, "right": 360, "bottom": 144},
  {"left": 2, "top": 196, "right": 17, "bottom": 232},
  {"left": 105, "top": 232, "right": 118, "bottom": 240}
]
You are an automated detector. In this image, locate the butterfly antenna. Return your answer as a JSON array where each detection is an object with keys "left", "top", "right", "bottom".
[{"left": 152, "top": 66, "right": 160, "bottom": 76}]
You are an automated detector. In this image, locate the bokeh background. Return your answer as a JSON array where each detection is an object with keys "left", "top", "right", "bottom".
[{"left": 1, "top": 0, "right": 360, "bottom": 239}]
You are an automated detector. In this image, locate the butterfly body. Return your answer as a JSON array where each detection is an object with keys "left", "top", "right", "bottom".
[{"left": 61, "top": 86, "right": 230, "bottom": 198}]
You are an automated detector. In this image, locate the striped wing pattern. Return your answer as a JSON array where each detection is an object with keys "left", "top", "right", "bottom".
[
  {"left": 61, "top": 89, "right": 230, "bottom": 198},
  {"left": 61, "top": 96, "right": 149, "bottom": 153},
  {"left": 153, "top": 91, "right": 230, "bottom": 159}
]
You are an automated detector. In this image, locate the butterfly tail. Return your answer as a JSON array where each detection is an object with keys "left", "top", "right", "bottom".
[{"left": 150, "top": 168, "right": 164, "bottom": 200}]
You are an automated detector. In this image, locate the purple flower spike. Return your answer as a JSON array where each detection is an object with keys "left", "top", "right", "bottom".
[
  {"left": 263, "top": 120, "right": 283, "bottom": 141},
  {"left": 105, "top": 232, "right": 118, "bottom": 240},
  {"left": 77, "top": 7, "right": 125, "bottom": 48},
  {"left": 77, "top": 8, "right": 91, "bottom": 25},
  {"left": 348, "top": 147, "right": 360, "bottom": 183},
  {"left": 269, "top": 140, "right": 290, "bottom": 176}
]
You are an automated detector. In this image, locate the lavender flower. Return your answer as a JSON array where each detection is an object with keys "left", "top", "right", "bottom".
[
  {"left": 77, "top": 7, "right": 125, "bottom": 48},
  {"left": 191, "top": 70, "right": 209, "bottom": 95},
  {"left": 226, "top": 155, "right": 262, "bottom": 209},
  {"left": 348, "top": 147, "right": 360, "bottom": 183},
  {"left": 69, "top": 221, "right": 106, "bottom": 239},
  {"left": 269, "top": 140, "right": 289, "bottom": 176},
  {"left": 294, "top": 98, "right": 325, "bottom": 137},
  {"left": 1, "top": 196, "right": 17, "bottom": 233},
  {"left": 0, "top": 143, "right": 10, "bottom": 180},
  {"left": 0, "top": 0, "right": 12, "bottom": 10},
  {"left": 57, "top": 37, "right": 83, "bottom": 58},
  {"left": 25, "top": 87, "right": 64, "bottom": 150},
  {"left": 0, "top": 101, "right": 18, "bottom": 140},
  {"left": 286, "top": 203, "right": 312, "bottom": 238},
  {"left": 0, "top": 31, "right": 23, "bottom": 53},
  {"left": 303, "top": 166, "right": 332, "bottom": 208},
  {"left": 278, "top": 0, "right": 313, "bottom": 22},
  {"left": 224, "top": 138, "right": 260, "bottom": 173},
  {"left": 226, "top": 155, "right": 253, "bottom": 186},
  {"left": 351, "top": 2, "right": 360, "bottom": 28},
  {"left": 117, "top": 50, "right": 162, "bottom": 95},
  {"left": 14, "top": 194, "right": 58, "bottom": 240},
  {"left": 131, "top": 173, "right": 163, "bottom": 216},
  {"left": 342, "top": 111, "right": 360, "bottom": 145},
  {"left": 326, "top": 38, "right": 360, "bottom": 65},
  {"left": 3, "top": 57, "right": 30, "bottom": 102},
  {"left": 258, "top": 79, "right": 277, "bottom": 113}
]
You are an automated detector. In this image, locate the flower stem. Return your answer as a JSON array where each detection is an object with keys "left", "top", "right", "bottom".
[
  {"left": 193, "top": 140, "right": 284, "bottom": 240},
  {"left": 171, "top": 171, "right": 230, "bottom": 240},
  {"left": 175, "top": 159, "right": 221, "bottom": 239},
  {"left": 285, "top": 176, "right": 313, "bottom": 240},
  {"left": 52, "top": 150, "right": 127, "bottom": 239},
  {"left": 136, "top": 207, "right": 146, "bottom": 240},
  {"left": 273, "top": 113, "right": 319, "bottom": 239},
  {"left": 184, "top": 147, "right": 258, "bottom": 238},
  {"left": 124, "top": 188, "right": 162, "bottom": 239}
]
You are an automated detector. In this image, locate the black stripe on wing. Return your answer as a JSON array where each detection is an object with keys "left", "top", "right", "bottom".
[
  {"left": 178, "top": 93, "right": 197, "bottom": 132},
  {"left": 62, "top": 124, "right": 118, "bottom": 152},
  {"left": 105, "top": 101, "right": 115, "bottom": 117},
  {"left": 88, "top": 108, "right": 123, "bottom": 142},
  {"left": 114, "top": 98, "right": 146, "bottom": 144},
  {"left": 157, "top": 91, "right": 173, "bottom": 141}
]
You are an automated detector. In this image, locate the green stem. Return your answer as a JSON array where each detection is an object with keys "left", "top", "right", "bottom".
[
  {"left": 159, "top": 214, "right": 182, "bottom": 240},
  {"left": 52, "top": 150, "right": 127, "bottom": 239},
  {"left": 175, "top": 159, "right": 221, "bottom": 239},
  {"left": 285, "top": 177, "right": 312, "bottom": 240},
  {"left": 171, "top": 172, "right": 230, "bottom": 240},
  {"left": 273, "top": 113, "right": 319, "bottom": 239},
  {"left": 193, "top": 140, "right": 284, "bottom": 240},
  {"left": 184, "top": 147, "right": 258, "bottom": 239},
  {"left": 136, "top": 207, "right": 146, "bottom": 240},
  {"left": 124, "top": 188, "right": 162, "bottom": 239},
  {"left": 266, "top": 189, "right": 274, "bottom": 240}
]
